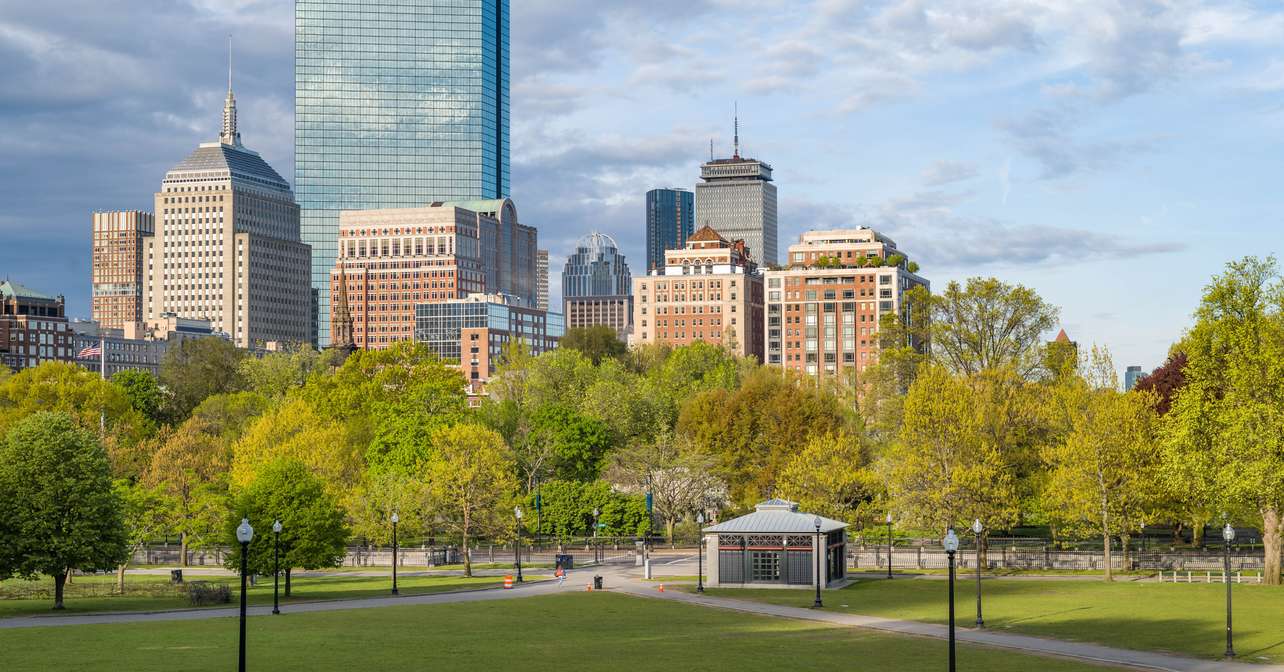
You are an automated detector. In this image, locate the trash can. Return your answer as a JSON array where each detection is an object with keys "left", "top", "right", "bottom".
[
  {"left": 593, "top": 575, "right": 603, "bottom": 590},
  {"left": 170, "top": 569, "right": 184, "bottom": 584},
  {"left": 555, "top": 554, "right": 574, "bottom": 570}
]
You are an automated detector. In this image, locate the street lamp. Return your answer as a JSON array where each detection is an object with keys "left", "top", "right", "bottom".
[
  {"left": 1223, "top": 522, "right": 1236, "bottom": 659},
  {"left": 593, "top": 507, "right": 601, "bottom": 563},
  {"left": 235, "top": 518, "right": 254, "bottom": 672},
  {"left": 514, "top": 506, "right": 524, "bottom": 583},
  {"left": 696, "top": 512, "right": 706, "bottom": 593},
  {"left": 271, "top": 520, "right": 282, "bottom": 615},
  {"left": 886, "top": 512, "right": 894, "bottom": 579},
  {"left": 390, "top": 512, "right": 399, "bottom": 595},
  {"left": 813, "top": 515, "right": 824, "bottom": 608},
  {"left": 972, "top": 518, "right": 984, "bottom": 628},
  {"left": 943, "top": 528, "right": 960, "bottom": 672}
]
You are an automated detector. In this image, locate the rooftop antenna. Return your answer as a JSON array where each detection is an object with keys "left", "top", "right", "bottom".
[
  {"left": 733, "top": 102, "right": 740, "bottom": 159},
  {"left": 709, "top": 138, "right": 714, "bottom": 162},
  {"left": 227, "top": 34, "right": 232, "bottom": 92}
]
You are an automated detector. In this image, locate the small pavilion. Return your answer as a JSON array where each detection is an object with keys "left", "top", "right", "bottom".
[{"left": 701, "top": 499, "right": 848, "bottom": 589}]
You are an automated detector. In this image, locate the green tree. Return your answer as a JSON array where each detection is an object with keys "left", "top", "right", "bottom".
[
  {"left": 929, "top": 278, "right": 1060, "bottom": 378},
  {"left": 1164, "top": 257, "right": 1284, "bottom": 584},
  {"left": 112, "top": 481, "right": 169, "bottom": 592},
  {"left": 159, "top": 337, "right": 246, "bottom": 422},
  {"left": 529, "top": 404, "right": 613, "bottom": 482},
  {"left": 776, "top": 432, "right": 878, "bottom": 523},
  {"left": 143, "top": 418, "right": 229, "bottom": 566},
  {"left": 605, "top": 429, "right": 727, "bottom": 543},
  {"left": 424, "top": 424, "right": 518, "bottom": 577},
  {"left": 519, "top": 480, "right": 649, "bottom": 538},
  {"left": 0, "top": 412, "right": 127, "bottom": 609},
  {"left": 225, "top": 459, "right": 349, "bottom": 595},
  {"left": 189, "top": 391, "right": 272, "bottom": 445},
  {"left": 559, "top": 325, "right": 627, "bottom": 365},
  {"left": 231, "top": 398, "right": 359, "bottom": 495},
  {"left": 112, "top": 369, "right": 165, "bottom": 426},
  {"left": 238, "top": 347, "right": 321, "bottom": 400},
  {"left": 348, "top": 469, "right": 426, "bottom": 546}
]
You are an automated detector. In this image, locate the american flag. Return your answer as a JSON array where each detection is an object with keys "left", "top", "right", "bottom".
[{"left": 77, "top": 344, "right": 102, "bottom": 359}]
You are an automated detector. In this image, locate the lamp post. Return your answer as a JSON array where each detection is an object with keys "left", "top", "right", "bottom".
[
  {"left": 1223, "top": 523, "right": 1236, "bottom": 659},
  {"left": 696, "top": 512, "right": 705, "bottom": 593},
  {"left": 514, "top": 506, "right": 524, "bottom": 583},
  {"left": 535, "top": 479, "right": 542, "bottom": 552},
  {"left": 813, "top": 515, "right": 824, "bottom": 608},
  {"left": 592, "top": 507, "right": 600, "bottom": 563},
  {"left": 886, "top": 512, "right": 894, "bottom": 579},
  {"left": 972, "top": 518, "right": 984, "bottom": 628},
  {"left": 943, "top": 528, "right": 960, "bottom": 672},
  {"left": 390, "top": 512, "right": 399, "bottom": 595},
  {"left": 1141, "top": 522, "right": 1147, "bottom": 553},
  {"left": 235, "top": 518, "right": 254, "bottom": 672},
  {"left": 271, "top": 520, "right": 282, "bottom": 615}
]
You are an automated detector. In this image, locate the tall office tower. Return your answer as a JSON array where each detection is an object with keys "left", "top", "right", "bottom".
[
  {"left": 632, "top": 225, "right": 764, "bottom": 360},
  {"left": 535, "top": 249, "right": 549, "bottom": 312},
  {"left": 144, "top": 81, "right": 313, "bottom": 349},
  {"left": 764, "top": 228, "right": 929, "bottom": 379},
  {"left": 297, "top": 0, "right": 510, "bottom": 345},
  {"left": 562, "top": 232, "right": 634, "bottom": 339},
  {"left": 92, "top": 210, "right": 154, "bottom": 329},
  {"left": 1124, "top": 365, "right": 1144, "bottom": 391},
  {"left": 646, "top": 188, "right": 694, "bottom": 272},
  {"left": 694, "top": 117, "right": 778, "bottom": 266}
]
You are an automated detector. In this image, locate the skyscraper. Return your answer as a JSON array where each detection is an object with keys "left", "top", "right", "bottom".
[
  {"left": 694, "top": 116, "right": 778, "bottom": 266},
  {"left": 562, "top": 232, "right": 633, "bottom": 338},
  {"left": 1124, "top": 365, "right": 1144, "bottom": 391},
  {"left": 297, "top": 0, "right": 510, "bottom": 345},
  {"left": 535, "top": 249, "right": 549, "bottom": 312},
  {"left": 646, "top": 188, "right": 694, "bottom": 272},
  {"left": 144, "top": 80, "right": 313, "bottom": 349},
  {"left": 91, "top": 210, "right": 154, "bottom": 330}
]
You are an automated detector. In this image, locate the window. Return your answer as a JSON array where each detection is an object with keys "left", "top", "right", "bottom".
[{"left": 751, "top": 552, "right": 781, "bottom": 582}]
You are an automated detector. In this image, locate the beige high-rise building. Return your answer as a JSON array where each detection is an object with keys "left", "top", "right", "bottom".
[
  {"left": 92, "top": 211, "right": 154, "bottom": 330},
  {"left": 535, "top": 249, "right": 549, "bottom": 312},
  {"left": 142, "top": 81, "right": 313, "bottom": 349},
  {"left": 631, "top": 225, "right": 764, "bottom": 360}
]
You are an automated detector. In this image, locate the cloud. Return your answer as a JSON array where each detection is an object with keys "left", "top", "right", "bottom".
[
  {"left": 997, "top": 106, "right": 1158, "bottom": 180},
  {"left": 921, "top": 160, "right": 980, "bottom": 186}
]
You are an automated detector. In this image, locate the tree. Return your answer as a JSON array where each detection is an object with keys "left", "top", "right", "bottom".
[
  {"left": 424, "top": 424, "right": 519, "bottom": 577},
  {"left": 1042, "top": 349, "right": 1162, "bottom": 581},
  {"left": 1134, "top": 351, "right": 1187, "bottom": 416},
  {"left": 559, "top": 325, "right": 627, "bottom": 365},
  {"left": 528, "top": 404, "right": 613, "bottom": 483},
  {"left": 112, "top": 369, "right": 165, "bottom": 426},
  {"left": 112, "top": 481, "right": 168, "bottom": 592},
  {"left": 519, "top": 480, "right": 649, "bottom": 538},
  {"left": 776, "top": 432, "right": 878, "bottom": 523},
  {"left": 929, "top": 278, "right": 1060, "bottom": 378},
  {"left": 1163, "top": 257, "right": 1284, "bottom": 584},
  {"left": 189, "top": 391, "right": 272, "bottom": 445},
  {"left": 231, "top": 398, "right": 359, "bottom": 495},
  {"left": 238, "top": 347, "right": 321, "bottom": 400},
  {"left": 159, "top": 336, "right": 246, "bottom": 422},
  {"left": 0, "top": 412, "right": 127, "bottom": 609},
  {"left": 348, "top": 469, "right": 426, "bottom": 546},
  {"left": 605, "top": 429, "right": 728, "bottom": 543},
  {"left": 143, "top": 418, "right": 229, "bottom": 566},
  {"left": 225, "top": 459, "right": 349, "bottom": 596}
]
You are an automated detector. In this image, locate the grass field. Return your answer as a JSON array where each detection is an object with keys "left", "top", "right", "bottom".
[
  {"left": 698, "top": 578, "right": 1284, "bottom": 663},
  {"left": 0, "top": 591, "right": 1122, "bottom": 672},
  {"left": 0, "top": 573, "right": 502, "bottom": 619}
]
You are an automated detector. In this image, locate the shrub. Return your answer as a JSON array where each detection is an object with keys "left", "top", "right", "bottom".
[{"left": 185, "top": 581, "right": 231, "bottom": 606}]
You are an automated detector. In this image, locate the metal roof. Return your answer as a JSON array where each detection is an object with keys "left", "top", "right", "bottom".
[
  {"left": 703, "top": 500, "right": 848, "bottom": 534},
  {"left": 165, "top": 143, "right": 291, "bottom": 193},
  {"left": 0, "top": 280, "right": 58, "bottom": 302}
]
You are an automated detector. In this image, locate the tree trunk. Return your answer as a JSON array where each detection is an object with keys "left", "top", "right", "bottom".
[
  {"left": 665, "top": 517, "right": 675, "bottom": 548},
  {"left": 463, "top": 533, "right": 472, "bottom": 578},
  {"left": 285, "top": 568, "right": 292, "bottom": 597},
  {"left": 1119, "top": 534, "right": 1131, "bottom": 572},
  {"left": 181, "top": 531, "right": 189, "bottom": 567},
  {"left": 53, "top": 571, "right": 66, "bottom": 610},
  {"left": 116, "top": 563, "right": 128, "bottom": 594},
  {"left": 1192, "top": 521, "right": 1205, "bottom": 548},
  {"left": 979, "top": 535, "right": 989, "bottom": 570},
  {"left": 1102, "top": 533, "right": 1113, "bottom": 582},
  {"left": 1263, "top": 506, "right": 1281, "bottom": 586}
]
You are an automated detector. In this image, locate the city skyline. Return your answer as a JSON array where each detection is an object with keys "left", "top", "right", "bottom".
[{"left": 3, "top": 1, "right": 1284, "bottom": 372}]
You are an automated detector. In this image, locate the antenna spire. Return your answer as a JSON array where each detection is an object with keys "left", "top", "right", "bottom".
[
  {"left": 220, "top": 35, "right": 241, "bottom": 147},
  {"left": 227, "top": 34, "right": 232, "bottom": 92},
  {"left": 733, "top": 102, "right": 740, "bottom": 159},
  {"left": 709, "top": 138, "right": 714, "bottom": 162}
]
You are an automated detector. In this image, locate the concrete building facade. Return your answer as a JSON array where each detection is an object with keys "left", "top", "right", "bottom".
[
  {"left": 71, "top": 317, "right": 217, "bottom": 378},
  {"left": 535, "top": 249, "right": 549, "bottom": 312},
  {"left": 694, "top": 129, "right": 777, "bottom": 266},
  {"left": 763, "top": 228, "right": 928, "bottom": 379},
  {"left": 646, "top": 187, "right": 694, "bottom": 272},
  {"left": 631, "top": 225, "right": 764, "bottom": 361},
  {"left": 92, "top": 211, "right": 155, "bottom": 330},
  {"left": 562, "top": 232, "right": 633, "bottom": 339},
  {"left": 0, "top": 281, "right": 73, "bottom": 372},
  {"left": 144, "top": 84, "right": 313, "bottom": 349}
]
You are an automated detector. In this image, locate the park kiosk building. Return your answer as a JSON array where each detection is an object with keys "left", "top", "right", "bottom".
[{"left": 702, "top": 499, "right": 848, "bottom": 589}]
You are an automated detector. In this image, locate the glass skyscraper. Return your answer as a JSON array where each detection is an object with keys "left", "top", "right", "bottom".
[
  {"left": 296, "top": 0, "right": 510, "bottom": 344},
  {"left": 645, "top": 188, "right": 694, "bottom": 272}
]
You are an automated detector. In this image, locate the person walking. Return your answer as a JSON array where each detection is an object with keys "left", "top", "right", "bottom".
[{"left": 556, "top": 565, "right": 566, "bottom": 586}]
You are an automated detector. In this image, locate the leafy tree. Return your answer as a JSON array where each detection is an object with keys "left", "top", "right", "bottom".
[
  {"left": 142, "top": 418, "right": 229, "bottom": 566},
  {"left": 1134, "top": 351, "right": 1187, "bottom": 416},
  {"left": 1042, "top": 349, "right": 1162, "bottom": 581},
  {"left": 605, "top": 429, "right": 727, "bottom": 543},
  {"left": 424, "top": 423, "right": 518, "bottom": 577},
  {"left": 225, "top": 459, "right": 349, "bottom": 596},
  {"left": 529, "top": 404, "right": 612, "bottom": 482},
  {"left": 0, "top": 412, "right": 127, "bottom": 609},
  {"left": 231, "top": 398, "right": 358, "bottom": 495},
  {"left": 159, "top": 337, "right": 246, "bottom": 422},
  {"left": 776, "top": 432, "right": 878, "bottom": 523},
  {"left": 348, "top": 469, "right": 426, "bottom": 546},
  {"left": 1163, "top": 257, "right": 1284, "bottom": 584},
  {"left": 929, "top": 278, "right": 1060, "bottom": 378},
  {"left": 189, "top": 391, "right": 272, "bottom": 445},
  {"left": 112, "top": 369, "right": 165, "bottom": 425},
  {"left": 559, "top": 325, "right": 627, "bottom": 365},
  {"left": 519, "top": 480, "right": 649, "bottom": 538},
  {"left": 112, "top": 481, "right": 168, "bottom": 592},
  {"left": 238, "top": 347, "right": 321, "bottom": 400}
]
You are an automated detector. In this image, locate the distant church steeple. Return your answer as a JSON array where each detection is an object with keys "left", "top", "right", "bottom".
[
  {"left": 220, "top": 36, "right": 241, "bottom": 147},
  {"left": 331, "top": 262, "right": 356, "bottom": 354}
]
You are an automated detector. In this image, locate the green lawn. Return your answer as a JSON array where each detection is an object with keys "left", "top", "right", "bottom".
[
  {"left": 0, "top": 592, "right": 1121, "bottom": 672},
  {"left": 0, "top": 573, "right": 502, "bottom": 618},
  {"left": 698, "top": 578, "right": 1284, "bottom": 663}
]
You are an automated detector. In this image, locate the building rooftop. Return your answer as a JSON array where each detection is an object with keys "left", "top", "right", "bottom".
[
  {"left": 166, "top": 143, "right": 291, "bottom": 193},
  {"left": 0, "top": 280, "right": 59, "bottom": 302},
  {"left": 703, "top": 499, "right": 848, "bottom": 534},
  {"left": 688, "top": 224, "right": 729, "bottom": 244}
]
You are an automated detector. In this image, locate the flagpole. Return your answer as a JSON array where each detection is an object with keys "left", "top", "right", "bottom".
[{"left": 99, "top": 335, "right": 105, "bottom": 435}]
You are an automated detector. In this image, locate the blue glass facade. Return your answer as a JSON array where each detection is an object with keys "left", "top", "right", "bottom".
[
  {"left": 297, "top": 0, "right": 510, "bottom": 344},
  {"left": 646, "top": 188, "right": 694, "bottom": 272}
]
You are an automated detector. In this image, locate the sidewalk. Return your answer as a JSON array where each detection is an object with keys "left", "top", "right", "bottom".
[{"left": 608, "top": 571, "right": 1283, "bottom": 672}]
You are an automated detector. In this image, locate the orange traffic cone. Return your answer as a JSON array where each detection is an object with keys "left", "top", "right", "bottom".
[
  {"left": 658, "top": 583, "right": 665, "bottom": 592},
  {"left": 586, "top": 583, "right": 593, "bottom": 592}
]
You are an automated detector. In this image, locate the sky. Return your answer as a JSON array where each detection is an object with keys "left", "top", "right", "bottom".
[{"left": 2, "top": 0, "right": 1283, "bottom": 375}]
